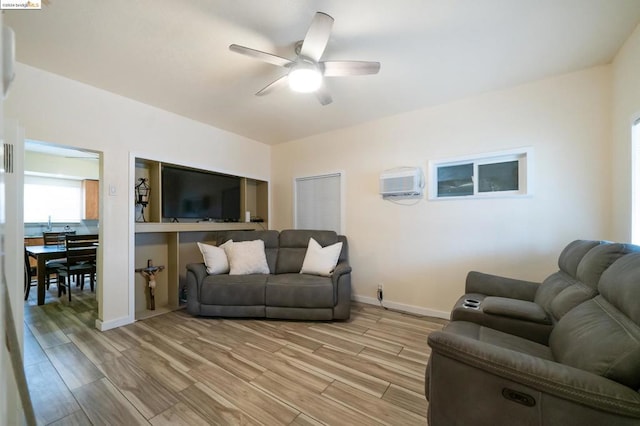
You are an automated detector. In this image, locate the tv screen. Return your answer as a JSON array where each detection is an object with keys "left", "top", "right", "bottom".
[{"left": 161, "top": 165, "right": 241, "bottom": 220}]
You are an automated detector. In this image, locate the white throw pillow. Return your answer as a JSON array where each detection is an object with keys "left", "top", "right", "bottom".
[
  {"left": 226, "top": 239, "right": 270, "bottom": 275},
  {"left": 197, "top": 240, "right": 232, "bottom": 275},
  {"left": 300, "top": 237, "right": 343, "bottom": 277}
]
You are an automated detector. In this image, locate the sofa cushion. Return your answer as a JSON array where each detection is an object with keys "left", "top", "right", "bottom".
[
  {"left": 549, "top": 243, "right": 640, "bottom": 320},
  {"left": 225, "top": 240, "right": 270, "bottom": 275},
  {"left": 549, "top": 297, "right": 640, "bottom": 389},
  {"left": 550, "top": 252, "right": 640, "bottom": 389},
  {"left": 220, "top": 230, "right": 279, "bottom": 273},
  {"left": 266, "top": 273, "right": 334, "bottom": 308},
  {"left": 529, "top": 241, "right": 603, "bottom": 311},
  {"left": 576, "top": 243, "right": 639, "bottom": 289},
  {"left": 276, "top": 230, "right": 339, "bottom": 274},
  {"left": 533, "top": 271, "right": 580, "bottom": 312},
  {"left": 197, "top": 240, "right": 231, "bottom": 275},
  {"left": 557, "top": 240, "right": 605, "bottom": 277},
  {"left": 599, "top": 252, "right": 640, "bottom": 324},
  {"left": 549, "top": 283, "right": 597, "bottom": 319},
  {"left": 199, "top": 274, "right": 268, "bottom": 306},
  {"left": 300, "top": 237, "right": 343, "bottom": 277}
]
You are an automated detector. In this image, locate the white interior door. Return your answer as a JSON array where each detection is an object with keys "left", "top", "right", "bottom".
[
  {"left": 2, "top": 118, "right": 25, "bottom": 425},
  {"left": 0, "top": 116, "right": 7, "bottom": 426}
]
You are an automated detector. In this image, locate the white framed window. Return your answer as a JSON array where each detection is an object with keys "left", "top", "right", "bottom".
[
  {"left": 428, "top": 147, "right": 533, "bottom": 200},
  {"left": 24, "top": 174, "right": 83, "bottom": 222},
  {"left": 632, "top": 117, "right": 640, "bottom": 244},
  {"left": 294, "top": 172, "right": 343, "bottom": 234}
]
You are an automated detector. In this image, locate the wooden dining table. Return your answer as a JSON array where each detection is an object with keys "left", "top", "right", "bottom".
[{"left": 25, "top": 245, "right": 71, "bottom": 305}]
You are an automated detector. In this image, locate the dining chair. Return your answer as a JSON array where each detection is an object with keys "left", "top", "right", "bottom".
[
  {"left": 65, "top": 233, "right": 98, "bottom": 274},
  {"left": 24, "top": 247, "right": 37, "bottom": 300},
  {"left": 42, "top": 230, "right": 76, "bottom": 245},
  {"left": 55, "top": 236, "right": 97, "bottom": 302},
  {"left": 42, "top": 230, "right": 77, "bottom": 287},
  {"left": 55, "top": 234, "right": 98, "bottom": 301},
  {"left": 65, "top": 233, "right": 98, "bottom": 248}
]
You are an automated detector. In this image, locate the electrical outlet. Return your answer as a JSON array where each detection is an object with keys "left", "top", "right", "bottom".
[{"left": 377, "top": 283, "right": 384, "bottom": 302}]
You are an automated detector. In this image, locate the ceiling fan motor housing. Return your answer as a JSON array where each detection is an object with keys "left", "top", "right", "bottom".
[{"left": 288, "top": 58, "right": 322, "bottom": 92}]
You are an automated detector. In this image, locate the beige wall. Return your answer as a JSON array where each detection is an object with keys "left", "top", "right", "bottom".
[
  {"left": 7, "top": 25, "right": 637, "bottom": 323},
  {"left": 6, "top": 63, "right": 271, "bottom": 328},
  {"left": 612, "top": 24, "right": 640, "bottom": 241},
  {"left": 272, "top": 66, "right": 613, "bottom": 316}
]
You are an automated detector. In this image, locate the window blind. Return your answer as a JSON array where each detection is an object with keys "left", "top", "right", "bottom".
[
  {"left": 24, "top": 175, "right": 82, "bottom": 222},
  {"left": 295, "top": 173, "right": 341, "bottom": 233}
]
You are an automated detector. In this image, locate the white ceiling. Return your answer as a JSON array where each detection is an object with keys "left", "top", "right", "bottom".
[{"left": 5, "top": 0, "right": 640, "bottom": 145}]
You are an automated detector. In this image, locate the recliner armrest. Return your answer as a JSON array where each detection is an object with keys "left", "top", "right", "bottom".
[
  {"left": 331, "top": 261, "right": 352, "bottom": 320},
  {"left": 428, "top": 330, "right": 640, "bottom": 418},
  {"left": 482, "top": 297, "right": 552, "bottom": 324},
  {"left": 466, "top": 271, "right": 539, "bottom": 301},
  {"left": 186, "top": 263, "right": 208, "bottom": 286},
  {"left": 332, "top": 262, "right": 352, "bottom": 284}
]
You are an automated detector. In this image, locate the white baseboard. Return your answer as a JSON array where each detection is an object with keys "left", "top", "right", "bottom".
[
  {"left": 94, "top": 299, "right": 449, "bottom": 330},
  {"left": 353, "top": 295, "right": 450, "bottom": 320},
  {"left": 95, "top": 315, "right": 134, "bottom": 331}
]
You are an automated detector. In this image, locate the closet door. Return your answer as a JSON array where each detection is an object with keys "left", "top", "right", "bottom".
[{"left": 294, "top": 172, "right": 342, "bottom": 233}]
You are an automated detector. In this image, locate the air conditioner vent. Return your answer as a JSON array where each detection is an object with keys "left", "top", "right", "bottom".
[{"left": 379, "top": 167, "right": 424, "bottom": 198}]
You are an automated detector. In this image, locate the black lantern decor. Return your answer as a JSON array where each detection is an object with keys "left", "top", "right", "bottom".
[{"left": 135, "top": 178, "right": 150, "bottom": 222}]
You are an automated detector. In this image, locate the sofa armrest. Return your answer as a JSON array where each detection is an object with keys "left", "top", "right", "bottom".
[
  {"left": 187, "top": 263, "right": 207, "bottom": 302},
  {"left": 332, "top": 262, "right": 352, "bottom": 284},
  {"left": 482, "top": 297, "right": 551, "bottom": 324},
  {"left": 332, "top": 261, "right": 352, "bottom": 320},
  {"left": 186, "top": 262, "right": 207, "bottom": 282},
  {"left": 466, "top": 271, "right": 539, "bottom": 301},
  {"left": 428, "top": 330, "right": 640, "bottom": 418}
]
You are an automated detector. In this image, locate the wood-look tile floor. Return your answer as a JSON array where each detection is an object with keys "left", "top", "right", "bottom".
[{"left": 24, "top": 283, "right": 446, "bottom": 425}]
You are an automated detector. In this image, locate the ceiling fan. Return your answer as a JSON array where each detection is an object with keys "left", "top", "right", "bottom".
[{"left": 229, "top": 11, "right": 380, "bottom": 106}]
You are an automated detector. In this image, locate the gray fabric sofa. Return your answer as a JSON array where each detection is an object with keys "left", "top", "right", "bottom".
[
  {"left": 450, "top": 240, "right": 639, "bottom": 344},
  {"left": 185, "top": 229, "right": 351, "bottom": 320},
  {"left": 426, "top": 248, "right": 640, "bottom": 425}
]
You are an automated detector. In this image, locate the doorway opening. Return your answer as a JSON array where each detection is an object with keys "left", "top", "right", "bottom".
[{"left": 23, "top": 139, "right": 102, "bottom": 313}]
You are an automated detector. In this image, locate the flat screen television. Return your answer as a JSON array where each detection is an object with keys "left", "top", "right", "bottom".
[{"left": 161, "top": 165, "right": 241, "bottom": 221}]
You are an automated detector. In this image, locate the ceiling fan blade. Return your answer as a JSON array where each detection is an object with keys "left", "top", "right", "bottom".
[
  {"left": 322, "top": 61, "right": 381, "bottom": 76},
  {"left": 255, "top": 75, "right": 289, "bottom": 96},
  {"left": 229, "top": 44, "right": 293, "bottom": 68},
  {"left": 300, "top": 12, "right": 334, "bottom": 61},
  {"left": 315, "top": 85, "right": 333, "bottom": 106}
]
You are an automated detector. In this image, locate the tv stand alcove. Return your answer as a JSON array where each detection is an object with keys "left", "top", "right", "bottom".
[{"left": 134, "top": 157, "right": 268, "bottom": 320}]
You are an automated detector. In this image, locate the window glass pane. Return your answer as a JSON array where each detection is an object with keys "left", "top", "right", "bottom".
[
  {"left": 24, "top": 175, "right": 82, "bottom": 222},
  {"left": 430, "top": 148, "right": 530, "bottom": 200},
  {"left": 437, "top": 163, "right": 473, "bottom": 197},
  {"left": 478, "top": 161, "right": 519, "bottom": 193}
]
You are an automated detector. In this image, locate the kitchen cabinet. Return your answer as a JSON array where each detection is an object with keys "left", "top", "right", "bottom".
[{"left": 83, "top": 179, "right": 99, "bottom": 220}]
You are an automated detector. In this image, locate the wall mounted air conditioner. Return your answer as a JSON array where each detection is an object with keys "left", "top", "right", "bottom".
[{"left": 379, "top": 167, "right": 424, "bottom": 198}]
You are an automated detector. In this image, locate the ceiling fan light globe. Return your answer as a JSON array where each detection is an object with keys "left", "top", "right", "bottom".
[{"left": 288, "top": 66, "right": 322, "bottom": 93}]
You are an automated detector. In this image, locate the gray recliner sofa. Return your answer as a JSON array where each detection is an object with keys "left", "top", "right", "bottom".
[
  {"left": 451, "top": 240, "right": 639, "bottom": 344},
  {"left": 426, "top": 249, "right": 640, "bottom": 425},
  {"left": 185, "top": 229, "right": 351, "bottom": 320}
]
